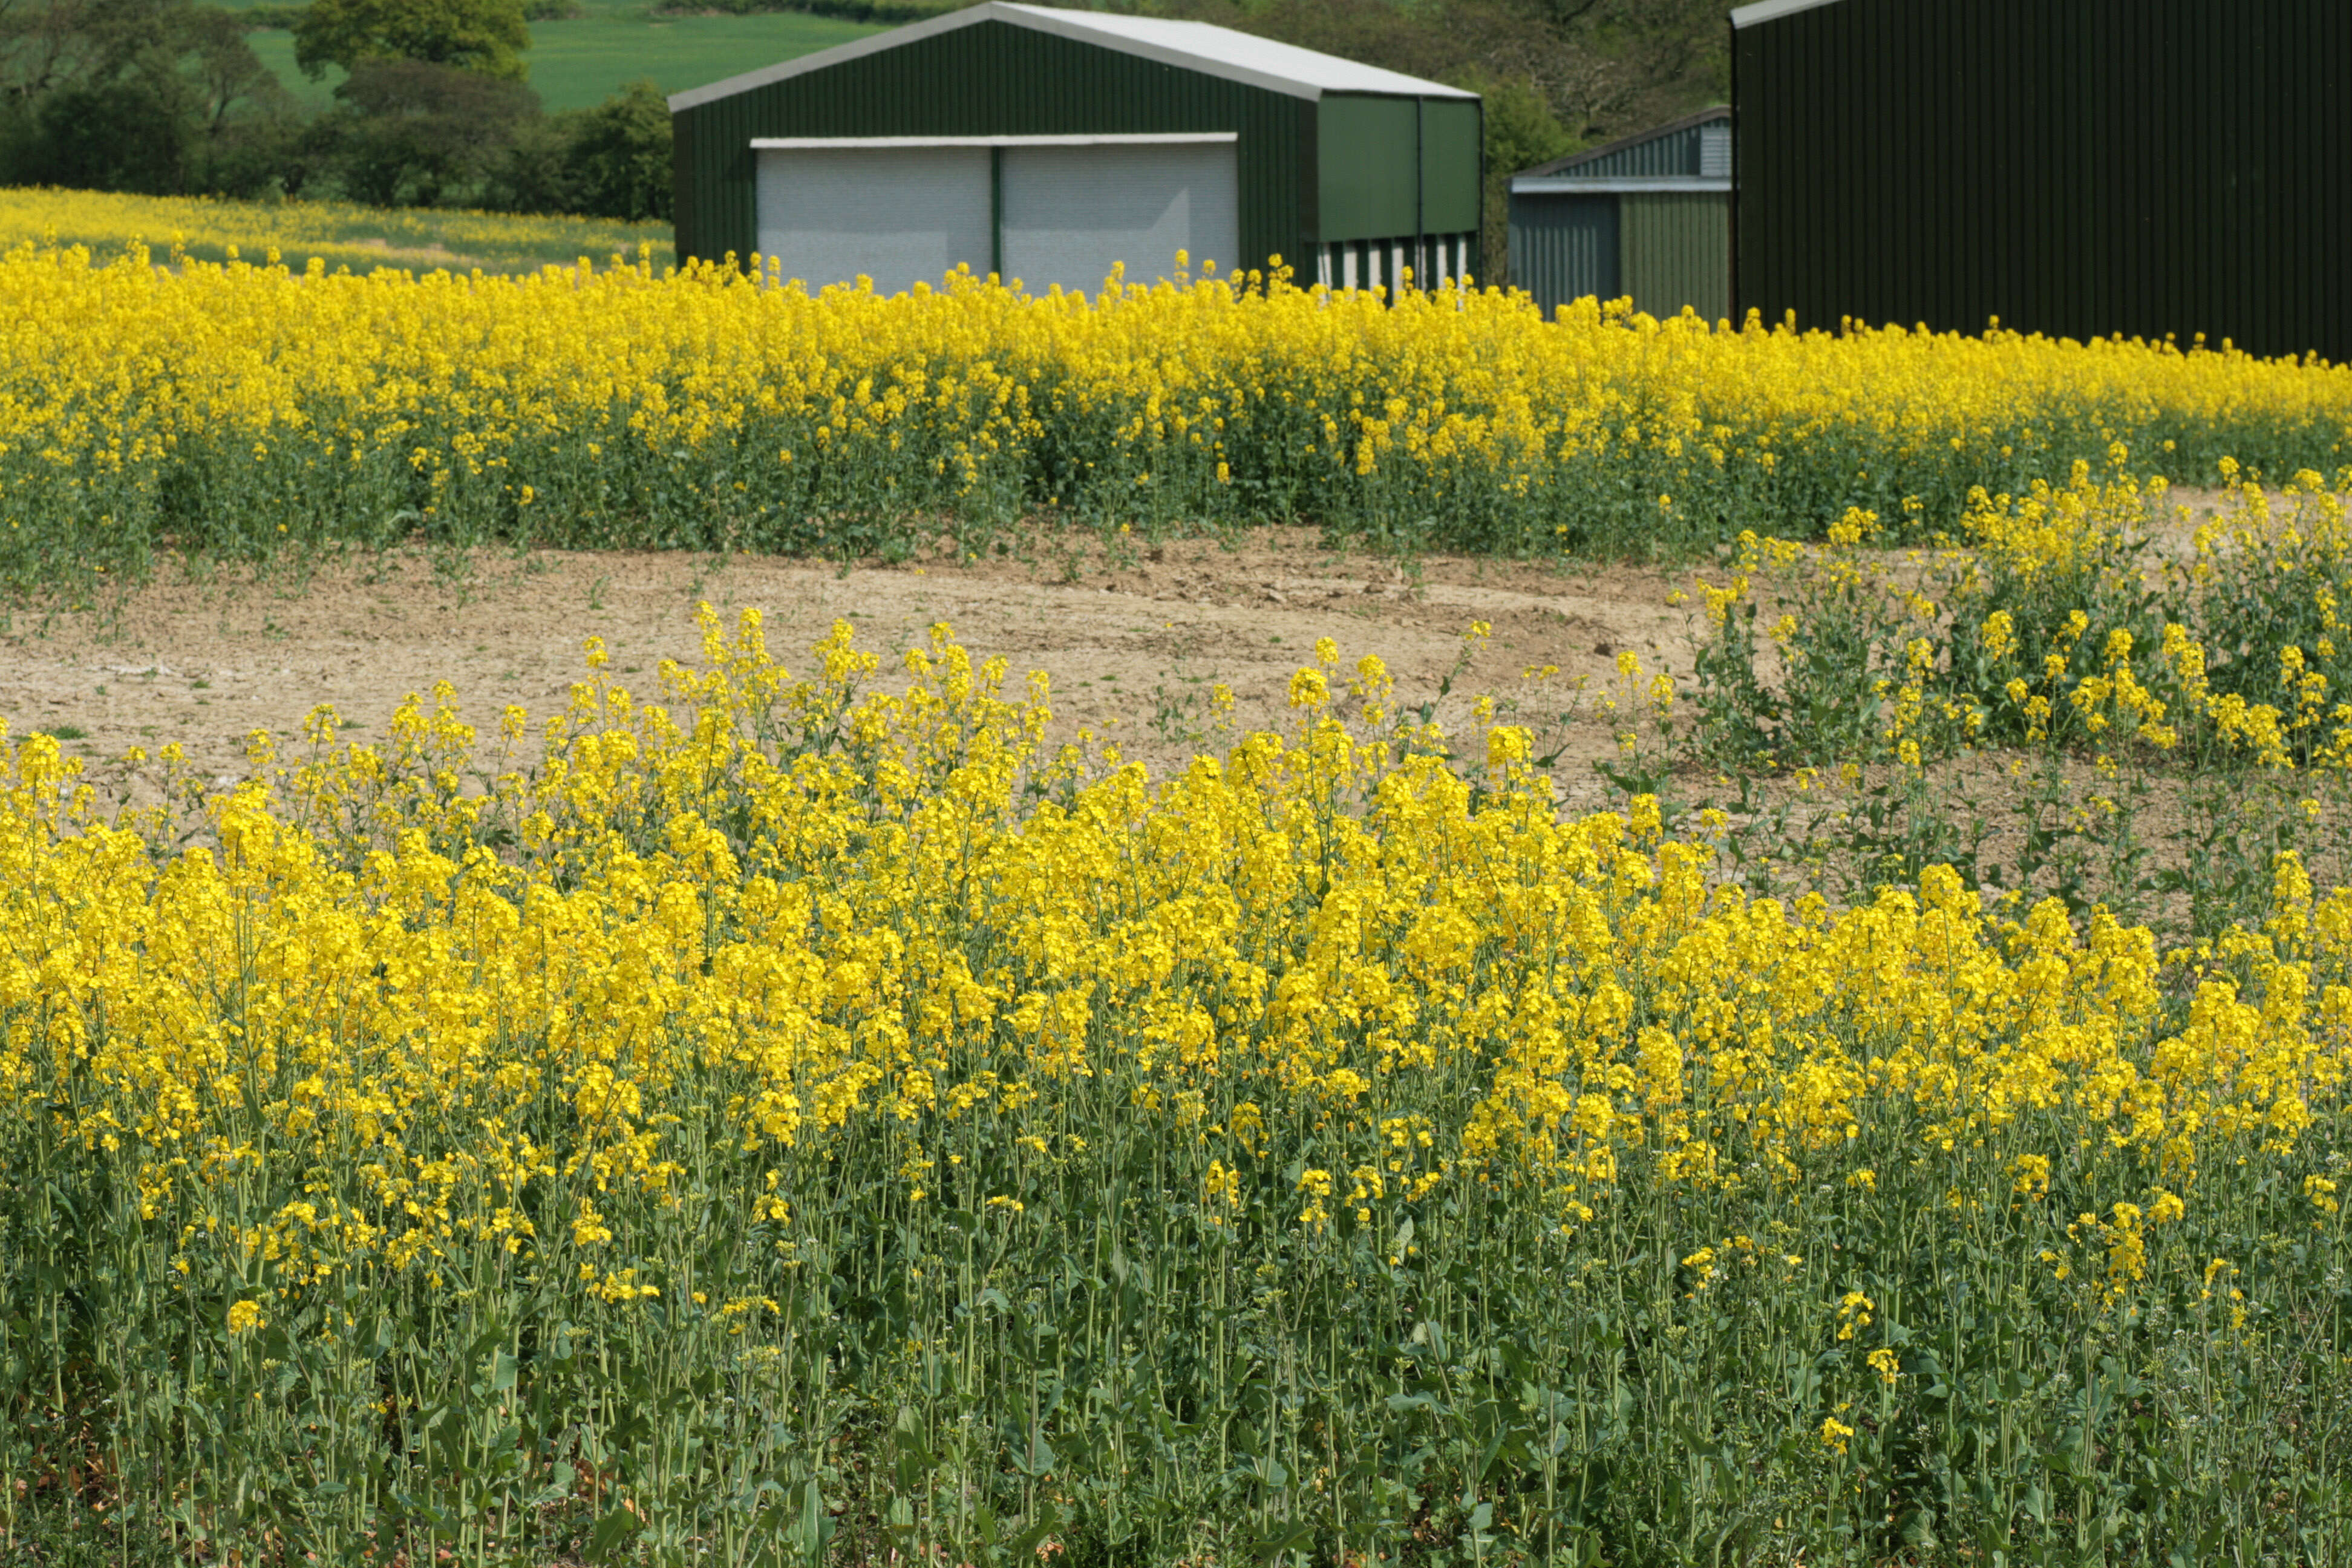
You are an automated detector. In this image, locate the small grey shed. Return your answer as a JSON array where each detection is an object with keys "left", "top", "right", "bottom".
[{"left": 1508, "top": 106, "right": 1730, "bottom": 322}]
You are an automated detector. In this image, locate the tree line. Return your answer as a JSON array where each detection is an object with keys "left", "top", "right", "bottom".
[{"left": 0, "top": 0, "right": 671, "bottom": 219}]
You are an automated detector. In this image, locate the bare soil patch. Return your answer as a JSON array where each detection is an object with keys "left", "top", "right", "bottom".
[
  {"left": 1, "top": 529, "right": 1704, "bottom": 808},
  {"left": 11, "top": 520, "right": 2347, "bottom": 952}
]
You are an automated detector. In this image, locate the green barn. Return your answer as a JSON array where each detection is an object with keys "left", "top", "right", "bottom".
[
  {"left": 667, "top": 1, "right": 1481, "bottom": 296},
  {"left": 1733, "top": 0, "right": 2351, "bottom": 361},
  {"left": 1508, "top": 106, "right": 1731, "bottom": 322}
]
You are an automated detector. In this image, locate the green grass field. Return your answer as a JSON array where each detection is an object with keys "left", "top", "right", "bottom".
[{"left": 226, "top": 0, "right": 884, "bottom": 111}]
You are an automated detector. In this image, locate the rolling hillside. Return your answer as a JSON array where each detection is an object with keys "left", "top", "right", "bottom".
[{"left": 223, "top": 0, "right": 885, "bottom": 111}]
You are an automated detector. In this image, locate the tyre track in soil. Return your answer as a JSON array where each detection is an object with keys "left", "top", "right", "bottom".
[{"left": 1, "top": 528, "right": 1707, "bottom": 812}]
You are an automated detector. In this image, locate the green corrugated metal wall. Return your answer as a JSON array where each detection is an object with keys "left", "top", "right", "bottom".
[
  {"left": 1508, "top": 191, "right": 1726, "bottom": 320},
  {"left": 1312, "top": 94, "right": 1481, "bottom": 238},
  {"left": 1419, "top": 100, "right": 1480, "bottom": 233},
  {"left": 1313, "top": 93, "right": 1482, "bottom": 284},
  {"left": 1734, "top": 0, "right": 2352, "bottom": 360},
  {"left": 673, "top": 21, "right": 1315, "bottom": 272},
  {"left": 1508, "top": 108, "right": 1728, "bottom": 319},
  {"left": 1316, "top": 96, "right": 1417, "bottom": 239},
  {"left": 1621, "top": 193, "right": 1730, "bottom": 322},
  {"left": 1507, "top": 193, "right": 1616, "bottom": 315}
]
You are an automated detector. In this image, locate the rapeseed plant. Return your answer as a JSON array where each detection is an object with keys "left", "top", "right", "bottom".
[
  {"left": 1, "top": 615, "right": 2346, "bottom": 1563},
  {"left": 5, "top": 197, "right": 2352, "bottom": 1564},
  {"left": 2, "top": 238, "right": 2350, "bottom": 595},
  {"left": 1694, "top": 459, "right": 2352, "bottom": 776}
]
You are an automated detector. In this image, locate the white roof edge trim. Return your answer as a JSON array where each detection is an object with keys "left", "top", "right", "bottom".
[
  {"left": 1730, "top": 0, "right": 1847, "bottom": 29},
  {"left": 1511, "top": 176, "right": 1731, "bottom": 194},
  {"left": 668, "top": 0, "right": 1478, "bottom": 113},
  {"left": 751, "top": 132, "right": 1238, "bottom": 148}
]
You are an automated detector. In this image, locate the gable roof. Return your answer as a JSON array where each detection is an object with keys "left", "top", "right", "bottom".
[
  {"left": 668, "top": 1, "right": 1480, "bottom": 113},
  {"left": 1514, "top": 104, "right": 1728, "bottom": 180}
]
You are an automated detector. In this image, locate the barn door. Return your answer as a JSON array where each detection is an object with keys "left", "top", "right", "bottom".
[
  {"left": 754, "top": 147, "right": 991, "bottom": 294},
  {"left": 999, "top": 142, "right": 1239, "bottom": 295}
]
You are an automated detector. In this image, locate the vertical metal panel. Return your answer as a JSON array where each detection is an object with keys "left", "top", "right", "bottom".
[
  {"left": 1472, "top": 90, "right": 1485, "bottom": 284},
  {"left": 989, "top": 146, "right": 1004, "bottom": 276},
  {"left": 1734, "top": 0, "right": 2351, "bottom": 362},
  {"left": 1293, "top": 94, "right": 1319, "bottom": 268},
  {"left": 1419, "top": 99, "right": 1481, "bottom": 234},
  {"left": 1507, "top": 192, "right": 1618, "bottom": 316},
  {"left": 670, "top": 102, "right": 701, "bottom": 268},
  {"left": 674, "top": 20, "right": 1312, "bottom": 276},
  {"left": 1621, "top": 192, "right": 1730, "bottom": 323},
  {"left": 1316, "top": 96, "right": 1419, "bottom": 239},
  {"left": 1725, "top": 23, "right": 1739, "bottom": 315},
  {"left": 754, "top": 147, "right": 992, "bottom": 293},
  {"left": 998, "top": 143, "right": 1240, "bottom": 293}
]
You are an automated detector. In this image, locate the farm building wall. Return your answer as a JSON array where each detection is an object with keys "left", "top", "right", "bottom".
[
  {"left": 673, "top": 20, "right": 1315, "bottom": 278},
  {"left": 1733, "top": 0, "right": 2352, "bottom": 362},
  {"left": 1417, "top": 100, "right": 1481, "bottom": 235},
  {"left": 1310, "top": 94, "right": 1481, "bottom": 290},
  {"left": 1506, "top": 194, "right": 1616, "bottom": 316},
  {"left": 1316, "top": 96, "right": 1416, "bottom": 240},
  {"left": 1621, "top": 193, "right": 1729, "bottom": 324},
  {"left": 1507, "top": 107, "right": 1727, "bottom": 318}
]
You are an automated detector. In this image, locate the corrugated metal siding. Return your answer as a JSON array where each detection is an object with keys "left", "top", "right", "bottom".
[
  {"left": 1314, "top": 93, "right": 1483, "bottom": 279},
  {"left": 1697, "top": 123, "right": 1730, "bottom": 178},
  {"left": 674, "top": 20, "right": 1312, "bottom": 275},
  {"left": 999, "top": 142, "right": 1240, "bottom": 291},
  {"left": 1508, "top": 192, "right": 1618, "bottom": 316},
  {"left": 1734, "top": 0, "right": 2352, "bottom": 362},
  {"left": 1566, "top": 119, "right": 1720, "bottom": 179},
  {"left": 1420, "top": 99, "right": 1480, "bottom": 234},
  {"left": 671, "top": 106, "right": 702, "bottom": 269},
  {"left": 1317, "top": 96, "right": 1418, "bottom": 239},
  {"left": 1621, "top": 192, "right": 1730, "bottom": 322},
  {"left": 754, "top": 147, "right": 994, "bottom": 293}
]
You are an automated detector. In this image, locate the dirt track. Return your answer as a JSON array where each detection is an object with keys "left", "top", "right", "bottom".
[{"left": 1, "top": 529, "right": 1707, "bottom": 811}]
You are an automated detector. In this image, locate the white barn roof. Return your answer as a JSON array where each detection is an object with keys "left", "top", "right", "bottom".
[
  {"left": 668, "top": 1, "right": 1479, "bottom": 113},
  {"left": 1729, "top": 0, "right": 1850, "bottom": 25}
]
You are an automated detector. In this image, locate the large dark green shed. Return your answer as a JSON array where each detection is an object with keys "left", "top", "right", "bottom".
[
  {"left": 1732, "top": 0, "right": 2352, "bottom": 361},
  {"left": 1508, "top": 107, "right": 1730, "bottom": 321},
  {"left": 667, "top": 1, "right": 1481, "bottom": 296}
]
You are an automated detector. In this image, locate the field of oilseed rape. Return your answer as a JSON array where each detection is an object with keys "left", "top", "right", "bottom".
[
  {"left": 4, "top": 237, "right": 2352, "bottom": 597},
  {"left": 0, "top": 188, "right": 674, "bottom": 284},
  {"left": 4, "top": 610, "right": 2352, "bottom": 1567}
]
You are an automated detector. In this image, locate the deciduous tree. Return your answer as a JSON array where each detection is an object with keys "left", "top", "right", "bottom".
[
  {"left": 293, "top": 0, "right": 531, "bottom": 82},
  {"left": 563, "top": 77, "right": 669, "bottom": 222},
  {"left": 323, "top": 55, "right": 535, "bottom": 204},
  {"left": 1, "top": 0, "right": 286, "bottom": 191}
]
